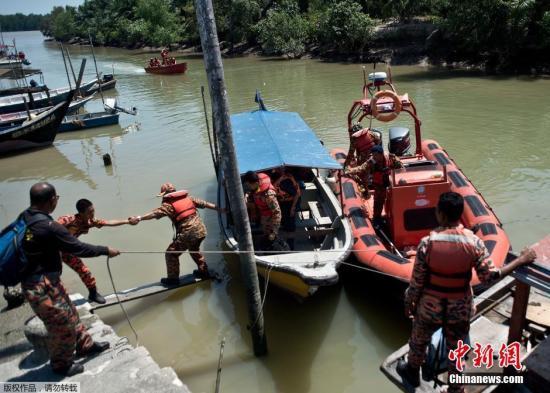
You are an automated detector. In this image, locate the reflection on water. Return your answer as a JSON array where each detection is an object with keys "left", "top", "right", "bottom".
[{"left": 1, "top": 31, "right": 550, "bottom": 393}]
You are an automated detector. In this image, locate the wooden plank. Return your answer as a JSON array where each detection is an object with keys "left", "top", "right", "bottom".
[
  {"left": 90, "top": 274, "right": 208, "bottom": 312},
  {"left": 473, "top": 276, "right": 515, "bottom": 318},
  {"left": 507, "top": 281, "right": 530, "bottom": 344}
]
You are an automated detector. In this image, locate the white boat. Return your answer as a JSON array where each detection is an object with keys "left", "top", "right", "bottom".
[{"left": 218, "top": 104, "right": 352, "bottom": 298}]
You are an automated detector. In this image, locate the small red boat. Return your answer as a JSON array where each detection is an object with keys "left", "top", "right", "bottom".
[
  {"left": 331, "top": 69, "right": 511, "bottom": 291},
  {"left": 144, "top": 62, "right": 188, "bottom": 74}
]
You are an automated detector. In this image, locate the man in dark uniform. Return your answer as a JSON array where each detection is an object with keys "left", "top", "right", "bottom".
[
  {"left": 397, "top": 192, "right": 537, "bottom": 393},
  {"left": 131, "top": 183, "right": 223, "bottom": 285},
  {"left": 57, "top": 198, "right": 137, "bottom": 304},
  {"left": 21, "top": 182, "right": 120, "bottom": 376}
]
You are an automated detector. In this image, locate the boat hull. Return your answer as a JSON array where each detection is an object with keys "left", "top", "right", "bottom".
[
  {"left": 59, "top": 112, "right": 119, "bottom": 133},
  {"left": 331, "top": 143, "right": 511, "bottom": 291},
  {"left": 0, "top": 76, "right": 114, "bottom": 114},
  {"left": 145, "top": 63, "right": 187, "bottom": 74},
  {"left": 0, "top": 93, "right": 73, "bottom": 156},
  {"left": 218, "top": 172, "right": 352, "bottom": 299}
]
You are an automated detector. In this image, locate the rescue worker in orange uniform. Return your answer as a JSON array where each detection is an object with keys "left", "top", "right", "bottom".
[
  {"left": 344, "top": 123, "right": 381, "bottom": 168},
  {"left": 131, "top": 183, "right": 224, "bottom": 285},
  {"left": 273, "top": 167, "right": 301, "bottom": 249},
  {"left": 161, "top": 48, "right": 169, "bottom": 65},
  {"left": 57, "top": 198, "right": 137, "bottom": 304},
  {"left": 243, "top": 171, "right": 282, "bottom": 244},
  {"left": 397, "top": 192, "right": 537, "bottom": 393},
  {"left": 345, "top": 144, "right": 402, "bottom": 222}
]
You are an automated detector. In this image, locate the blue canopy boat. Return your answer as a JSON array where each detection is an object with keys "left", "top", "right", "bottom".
[{"left": 218, "top": 105, "right": 352, "bottom": 298}]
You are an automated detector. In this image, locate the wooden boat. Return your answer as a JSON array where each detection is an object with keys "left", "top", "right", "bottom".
[
  {"left": 0, "top": 58, "right": 29, "bottom": 68},
  {"left": 58, "top": 111, "right": 119, "bottom": 133},
  {"left": 82, "top": 74, "right": 117, "bottom": 95},
  {"left": 0, "top": 75, "right": 115, "bottom": 114},
  {"left": 0, "top": 85, "right": 48, "bottom": 98},
  {"left": 144, "top": 62, "right": 187, "bottom": 74},
  {"left": 218, "top": 104, "right": 352, "bottom": 298},
  {"left": 0, "top": 95, "right": 95, "bottom": 129},
  {"left": 330, "top": 70, "right": 511, "bottom": 292},
  {"left": 0, "top": 90, "right": 74, "bottom": 156},
  {"left": 380, "top": 237, "right": 550, "bottom": 393}
]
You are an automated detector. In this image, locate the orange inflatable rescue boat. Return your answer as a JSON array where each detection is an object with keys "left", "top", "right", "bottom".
[{"left": 330, "top": 69, "right": 511, "bottom": 291}]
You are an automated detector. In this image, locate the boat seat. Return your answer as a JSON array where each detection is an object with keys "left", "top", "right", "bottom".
[
  {"left": 307, "top": 201, "right": 332, "bottom": 226},
  {"left": 300, "top": 182, "right": 318, "bottom": 210}
]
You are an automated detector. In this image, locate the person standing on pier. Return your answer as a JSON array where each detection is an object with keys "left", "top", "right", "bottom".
[
  {"left": 21, "top": 182, "right": 120, "bottom": 376},
  {"left": 397, "top": 192, "right": 537, "bottom": 393},
  {"left": 57, "top": 198, "right": 138, "bottom": 304},
  {"left": 130, "top": 183, "right": 223, "bottom": 285}
]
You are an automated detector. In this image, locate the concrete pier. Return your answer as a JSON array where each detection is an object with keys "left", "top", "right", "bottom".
[{"left": 0, "top": 291, "right": 191, "bottom": 393}]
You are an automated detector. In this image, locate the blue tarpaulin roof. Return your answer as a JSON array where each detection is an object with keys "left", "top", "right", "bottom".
[{"left": 230, "top": 110, "right": 342, "bottom": 175}]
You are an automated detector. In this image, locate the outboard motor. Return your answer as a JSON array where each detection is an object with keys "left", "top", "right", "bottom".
[{"left": 388, "top": 126, "right": 411, "bottom": 156}]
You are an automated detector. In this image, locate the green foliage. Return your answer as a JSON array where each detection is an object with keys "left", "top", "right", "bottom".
[
  {"left": 255, "top": 2, "right": 310, "bottom": 57},
  {"left": 50, "top": 6, "right": 78, "bottom": 41},
  {"left": 317, "top": 0, "right": 375, "bottom": 54},
  {"left": 228, "top": 0, "right": 262, "bottom": 43},
  {"left": 32, "top": 0, "right": 550, "bottom": 71},
  {"left": 435, "top": 0, "right": 550, "bottom": 71},
  {"left": 0, "top": 14, "right": 46, "bottom": 32}
]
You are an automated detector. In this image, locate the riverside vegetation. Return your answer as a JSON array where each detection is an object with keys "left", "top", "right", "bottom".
[{"left": 3, "top": 0, "right": 550, "bottom": 73}]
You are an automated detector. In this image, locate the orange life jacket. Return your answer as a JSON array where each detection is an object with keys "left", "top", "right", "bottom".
[
  {"left": 372, "top": 155, "right": 392, "bottom": 186},
  {"left": 254, "top": 173, "right": 276, "bottom": 217},
  {"left": 424, "top": 227, "right": 477, "bottom": 299},
  {"left": 352, "top": 128, "right": 376, "bottom": 156},
  {"left": 163, "top": 190, "right": 197, "bottom": 222}
]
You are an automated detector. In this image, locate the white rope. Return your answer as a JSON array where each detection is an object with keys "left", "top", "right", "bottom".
[
  {"left": 118, "top": 249, "right": 413, "bottom": 255},
  {"left": 106, "top": 256, "right": 140, "bottom": 346}
]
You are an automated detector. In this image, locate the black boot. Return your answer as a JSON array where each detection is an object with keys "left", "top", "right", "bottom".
[
  {"left": 85, "top": 341, "right": 110, "bottom": 356},
  {"left": 160, "top": 277, "right": 180, "bottom": 286},
  {"left": 396, "top": 359, "right": 420, "bottom": 387},
  {"left": 88, "top": 287, "right": 106, "bottom": 304},
  {"left": 193, "top": 267, "right": 211, "bottom": 279},
  {"left": 53, "top": 363, "right": 84, "bottom": 376}
]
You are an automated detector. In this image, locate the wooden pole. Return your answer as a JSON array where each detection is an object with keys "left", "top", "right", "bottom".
[
  {"left": 507, "top": 280, "right": 530, "bottom": 345},
  {"left": 59, "top": 43, "right": 73, "bottom": 90},
  {"left": 195, "top": 0, "right": 268, "bottom": 356},
  {"left": 88, "top": 33, "right": 105, "bottom": 105},
  {"left": 64, "top": 47, "right": 79, "bottom": 95}
]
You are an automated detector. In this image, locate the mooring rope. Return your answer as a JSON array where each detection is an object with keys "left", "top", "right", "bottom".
[
  {"left": 106, "top": 255, "right": 140, "bottom": 345},
  {"left": 103, "top": 249, "right": 516, "bottom": 342}
]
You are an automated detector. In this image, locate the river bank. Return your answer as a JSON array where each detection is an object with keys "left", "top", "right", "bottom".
[
  {"left": 52, "top": 17, "right": 547, "bottom": 74},
  {"left": 48, "top": 19, "right": 450, "bottom": 68}
]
